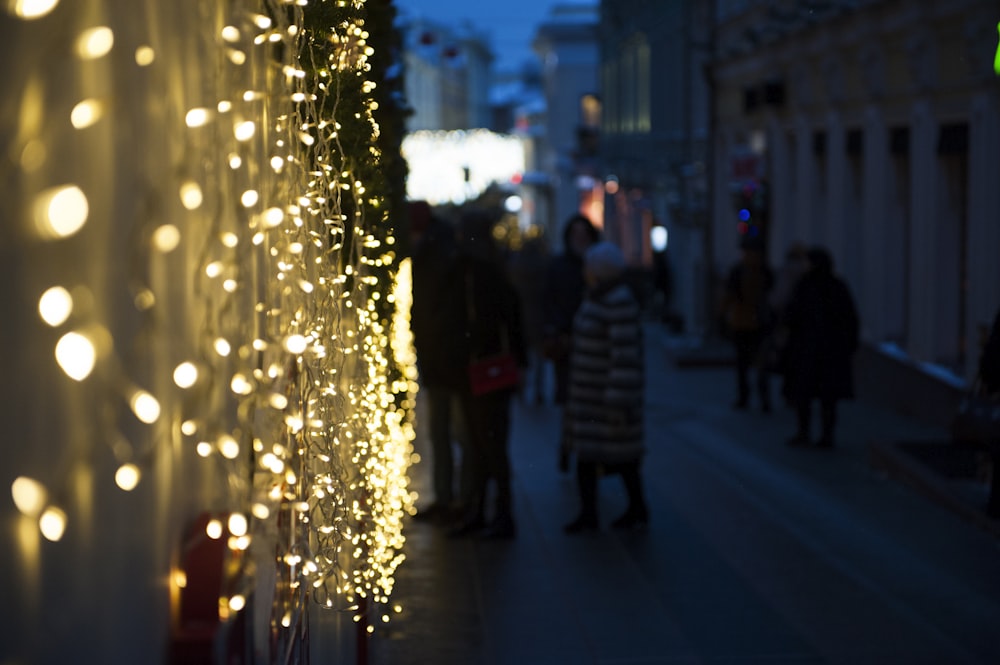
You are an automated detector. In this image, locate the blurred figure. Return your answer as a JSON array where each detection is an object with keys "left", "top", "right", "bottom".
[
  {"left": 408, "top": 201, "right": 461, "bottom": 522},
  {"left": 720, "top": 238, "right": 775, "bottom": 412},
  {"left": 782, "top": 247, "right": 859, "bottom": 448},
  {"left": 445, "top": 209, "right": 528, "bottom": 539},
  {"left": 542, "top": 214, "right": 601, "bottom": 470},
  {"left": 507, "top": 233, "right": 550, "bottom": 405},
  {"left": 765, "top": 242, "right": 809, "bottom": 375},
  {"left": 563, "top": 242, "right": 647, "bottom": 533}
]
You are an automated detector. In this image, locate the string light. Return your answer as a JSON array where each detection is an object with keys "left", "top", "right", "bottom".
[{"left": 9, "top": 0, "right": 417, "bottom": 642}]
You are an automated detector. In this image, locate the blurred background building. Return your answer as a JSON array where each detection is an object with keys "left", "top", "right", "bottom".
[{"left": 710, "top": 0, "right": 1000, "bottom": 380}]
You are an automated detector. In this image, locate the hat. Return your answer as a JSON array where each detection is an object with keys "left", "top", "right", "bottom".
[{"left": 584, "top": 241, "right": 626, "bottom": 283}]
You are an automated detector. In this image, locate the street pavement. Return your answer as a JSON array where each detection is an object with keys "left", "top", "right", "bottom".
[{"left": 368, "top": 325, "right": 1000, "bottom": 665}]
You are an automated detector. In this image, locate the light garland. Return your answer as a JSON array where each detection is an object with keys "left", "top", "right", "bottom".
[{"left": 5, "top": 0, "right": 415, "bottom": 647}]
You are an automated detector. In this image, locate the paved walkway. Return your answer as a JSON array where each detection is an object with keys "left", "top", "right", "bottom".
[{"left": 368, "top": 326, "right": 1000, "bottom": 665}]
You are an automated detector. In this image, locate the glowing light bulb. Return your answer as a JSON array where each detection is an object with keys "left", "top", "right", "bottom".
[
  {"left": 283, "top": 334, "right": 307, "bottom": 354},
  {"left": 135, "top": 46, "right": 155, "bottom": 66},
  {"left": 230, "top": 373, "right": 253, "bottom": 395},
  {"left": 228, "top": 595, "right": 246, "bottom": 612},
  {"left": 263, "top": 207, "right": 284, "bottom": 228},
  {"left": 11, "top": 476, "right": 47, "bottom": 517},
  {"left": 152, "top": 224, "right": 181, "bottom": 252},
  {"left": 181, "top": 420, "right": 197, "bottom": 436},
  {"left": 218, "top": 435, "right": 240, "bottom": 459},
  {"left": 130, "top": 390, "right": 161, "bottom": 424},
  {"left": 115, "top": 464, "right": 140, "bottom": 491},
  {"left": 12, "top": 0, "right": 59, "bottom": 19},
  {"left": 180, "top": 181, "right": 203, "bottom": 210},
  {"left": 228, "top": 153, "right": 242, "bottom": 169},
  {"left": 75, "top": 26, "right": 114, "bottom": 60},
  {"left": 234, "top": 121, "right": 256, "bottom": 142},
  {"left": 221, "top": 25, "right": 240, "bottom": 42},
  {"left": 185, "top": 108, "right": 211, "bottom": 128},
  {"left": 251, "top": 503, "right": 270, "bottom": 520},
  {"left": 70, "top": 99, "right": 103, "bottom": 129},
  {"left": 55, "top": 331, "right": 96, "bottom": 381},
  {"left": 214, "top": 338, "right": 231, "bottom": 357},
  {"left": 173, "top": 362, "right": 198, "bottom": 388},
  {"left": 206, "top": 519, "right": 223, "bottom": 539},
  {"left": 38, "top": 286, "right": 72, "bottom": 327},
  {"left": 228, "top": 513, "right": 248, "bottom": 537},
  {"left": 221, "top": 232, "right": 238, "bottom": 248},
  {"left": 34, "top": 185, "right": 89, "bottom": 239},
  {"left": 39, "top": 506, "right": 67, "bottom": 542},
  {"left": 241, "top": 190, "right": 259, "bottom": 207},
  {"left": 196, "top": 442, "right": 213, "bottom": 457}
]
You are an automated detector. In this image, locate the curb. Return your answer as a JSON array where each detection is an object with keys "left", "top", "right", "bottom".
[{"left": 868, "top": 439, "right": 1000, "bottom": 539}]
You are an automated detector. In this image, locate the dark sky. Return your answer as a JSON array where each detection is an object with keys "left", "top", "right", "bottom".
[{"left": 393, "top": 0, "right": 581, "bottom": 71}]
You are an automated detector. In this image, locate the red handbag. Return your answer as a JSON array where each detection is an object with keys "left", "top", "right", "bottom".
[{"left": 467, "top": 353, "right": 520, "bottom": 396}]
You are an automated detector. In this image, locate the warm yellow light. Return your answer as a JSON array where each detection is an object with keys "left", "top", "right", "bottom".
[
  {"left": 230, "top": 373, "right": 253, "bottom": 395},
  {"left": 115, "top": 464, "right": 140, "bottom": 491},
  {"left": 34, "top": 185, "right": 89, "bottom": 239},
  {"left": 268, "top": 393, "right": 288, "bottom": 410},
  {"left": 219, "top": 435, "right": 240, "bottom": 459},
  {"left": 11, "top": 476, "right": 47, "bottom": 517},
  {"left": 251, "top": 503, "right": 270, "bottom": 520},
  {"left": 173, "top": 362, "right": 199, "bottom": 389},
  {"left": 228, "top": 595, "right": 246, "bottom": 612},
  {"left": 135, "top": 46, "right": 155, "bottom": 66},
  {"left": 234, "top": 121, "right": 256, "bottom": 142},
  {"left": 12, "top": 0, "right": 59, "bottom": 19},
  {"left": 181, "top": 420, "right": 197, "bottom": 436},
  {"left": 196, "top": 441, "right": 213, "bottom": 457},
  {"left": 228, "top": 153, "right": 242, "bottom": 169},
  {"left": 75, "top": 26, "right": 114, "bottom": 60},
  {"left": 206, "top": 519, "right": 224, "bottom": 539},
  {"left": 241, "top": 190, "right": 259, "bottom": 207},
  {"left": 55, "top": 331, "right": 96, "bottom": 381},
  {"left": 270, "top": 156, "right": 284, "bottom": 172},
  {"left": 217, "top": 100, "right": 232, "bottom": 113},
  {"left": 221, "top": 232, "right": 238, "bottom": 248},
  {"left": 70, "top": 99, "right": 103, "bottom": 129},
  {"left": 263, "top": 207, "right": 284, "bottom": 228},
  {"left": 152, "top": 224, "right": 181, "bottom": 252},
  {"left": 173, "top": 569, "right": 187, "bottom": 588},
  {"left": 185, "top": 108, "right": 211, "bottom": 128},
  {"left": 228, "top": 513, "right": 248, "bottom": 537},
  {"left": 39, "top": 506, "right": 67, "bottom": 542},
  {"left": 221, "top": 25, "right": 240, "bottom": 42},
  {"left": 130, "top": 390, "right": 161, "bottom": 424},
  {"left": 180, "top": 181, "right": 203, "bottom": 210},
  {"left": 214, "top": 338, "right": 231, "bottom": 357},
  {"left": 283, "top": 334, "right": 307, "bottom": 354},
  {"left": 38, "top": 286, "right": 72, "bottom": 327},
  {"left": 205, "top": 261, "right": 222, "bottom": 278}
]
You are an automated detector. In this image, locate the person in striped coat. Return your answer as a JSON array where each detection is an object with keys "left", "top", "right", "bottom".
[{"left": 563, "top": 242, "right": 648, "bottom": 533}]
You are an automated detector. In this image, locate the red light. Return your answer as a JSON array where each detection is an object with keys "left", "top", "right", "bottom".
[{"left": 511, "top": 173, "right": 523, "bottom": 185}]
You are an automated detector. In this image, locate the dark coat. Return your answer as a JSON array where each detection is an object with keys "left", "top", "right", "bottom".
[
  {"left": 565, "top": 280, "right": 644, "bottom": 464},
  {"left": 410, "top": 217, "right": 458, "bottom": 387},
  {"left": 781, "top": 267, "right": 859, "bottom": 402},
  {"left": 436, "top": 254, "right": 527, "bottom": 393}
]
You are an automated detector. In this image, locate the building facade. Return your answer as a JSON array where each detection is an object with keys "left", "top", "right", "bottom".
[
  {"left": 711, "top": 0, "right": 1000, "bottom": 379},
  {"left": 532, "top": 4, "right": 601, "bottom": 247},
  {"left": 598, "top": 0, "right": 714, "bottom": 329}
]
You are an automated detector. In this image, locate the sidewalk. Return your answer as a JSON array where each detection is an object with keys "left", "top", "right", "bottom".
[
  {"left": 368, "top": 325, "right": 1000, "bottom": 665},
  {"left": 669, "top": 333, "right": 1000, "bottom": 539}
]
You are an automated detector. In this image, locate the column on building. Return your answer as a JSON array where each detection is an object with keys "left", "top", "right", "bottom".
[
  {"left": 792, "top": 116, "right": 814, "bottom": 247},
  {"left": 966, "top": 90, "right": 1000, "bottom": 376},
  {"left": 907, "top": 99, "right": 937, "bottom": 362},
  {"left": 860, "top": 106, "right": 895, "bottom": 342},
  {"left": 823, "top": 111, "right": 847, "bottom": 283}
]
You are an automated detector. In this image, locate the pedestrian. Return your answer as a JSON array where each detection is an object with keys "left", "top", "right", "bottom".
[
  {"left": 507, "top": 232, "right": 550, "bottom": 405},
  {"left": 563, "top": 241, "right": 647, "bottom": 533},
  {"left": 408, "top": 200, "right": 462, "bottom": 523},
  {"left": 720, "top": 238, "right": 775, "bottom": 412},
  {"left": 764, "top": 242, "right": 809, "bottom": 375},
  {"left": 781, "top": 246, "right": 860, "bottom": 448},
  {"left": 542, "top": 214, "right": 601, "bottom": 470},
  {"left": 445, "top": 209, "right": 528, "bottom": 539}
]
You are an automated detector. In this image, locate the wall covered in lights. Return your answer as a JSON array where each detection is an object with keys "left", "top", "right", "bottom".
[{"left": 0, "top": 1, "right": 415, "bottom": 663}]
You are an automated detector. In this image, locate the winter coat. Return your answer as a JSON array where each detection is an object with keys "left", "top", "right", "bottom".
[
  {"left": 565, "top": 280, "right": 644, "bottom": 464},
  {"left": 410, "top": 217, "right": 457, "bottom": 387},
  {"left": 781, "top": 268, "right": 859, "bottom": 402},
  {"left": 436, "top": 253, "right": 528, "bottom": 393}
]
